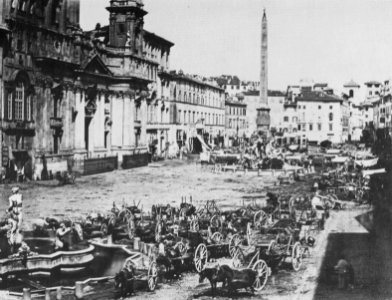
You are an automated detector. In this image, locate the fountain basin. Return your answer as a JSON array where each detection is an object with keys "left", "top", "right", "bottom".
[{"left": 0, "top": 238, "right": 94, "bottom": 277}]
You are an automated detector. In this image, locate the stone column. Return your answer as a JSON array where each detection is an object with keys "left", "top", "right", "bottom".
[
  {"left": 123, "top": 92, "right": 132, "bottom": 147},
  {"left": 42, "top": 84, "right": 51, "bottom": 151},
  {"left": 63, "top": 86, "right": 71, "bottom": 150},
  {"left": 74, "top": 88, "right": 85, "bottom": 152},
  {"left": 157, "top": 130, "right": 161, "bottom": 155},
  {"left": 140, "top": 98, "right": 147, "bottom": 147},
  {"left": 129, "top": 96, "right": 135, "bottom": 147},
  {"left": 88, "top": 107, "right": 95, "bottom": 156},
  {"left": 93, "top": 91, "right": 105, "bottom": 150},
  {"left": 111, "top": 94, "right": 123, "bottom": 147}
]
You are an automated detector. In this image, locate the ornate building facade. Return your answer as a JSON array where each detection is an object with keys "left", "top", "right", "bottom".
[{"left": 0, "top": 0, "right": 173, "bottom": 179}]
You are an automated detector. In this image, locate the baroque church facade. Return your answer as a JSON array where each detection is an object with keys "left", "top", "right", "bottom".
[{"left": 0, "top": 0, "right": 173, "bottom": 179}]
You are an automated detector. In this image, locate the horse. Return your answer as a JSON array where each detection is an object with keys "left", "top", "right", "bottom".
[
  {"left": 216, "top": 265, "right": 257, "bottom": 293},
  {"left": 198, "top": 266, "right": 226, "bottom": 296},
  {"left": 114, "top": 267, "right": 135, "bottom": 298}
]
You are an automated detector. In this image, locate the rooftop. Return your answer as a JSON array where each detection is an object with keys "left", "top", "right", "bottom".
[
  {"left": 364, "top": 80, "right": 381, "bottom": 86},
  {"left": 343, "top": 79, "right": 360, "bottom": 88},
  {"left": 159, "top": 70, "right": 223, "bottom": 91},
  {"left": 296, "top": 91, "right": 344, "bottom": 103},
  {"left": 313, "top": 83, "right": 328, "bottom": 88},
  {"left": 225, "top": 98, "right": 247, "bottom": 107},
  {"left": 243, "top": 90, "right": 286, "bottom": 97}
]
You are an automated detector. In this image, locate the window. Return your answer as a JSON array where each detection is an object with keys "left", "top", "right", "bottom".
[
  {"left": 26, "top": 95, "right": 31, "bottom": 121},
  {"left": 329, "top": 112, "right": 333, "bottom": 121},
  {"left": 318, "top": 105, "right": 321, "bottom": 109},
  {"left": 309, "top": 124, "right": 313, "bottom": 131},
  {"left": 349, "top": 90, "right": 354, "bottom": 98},
  {"left": 329, "top": 123, "right": 333, "bottom": 131},
  {"left": 318, "top": 123, "right": 322, "bottom": 131},
  {"left": 283, "top": 116, "right": 289, "bottom": 122},
  {"left": 369, "top": 91, "right": 372, "bottom": 96},
  {"left": 303, "top": 105, "right": 306, "bottom": 109},
  {"left": 7, "top": 93, "right": 12, "bottom": 120},
  {"left": 329, "top": 105, "right": 333, "bottom": 110},
  {"left": 117, "top": 23, "right": 126, "bottom": 36},
  {"left": 298, "top": 124, "right": 301, "bottom": 131},
  {"left": 15, "top": 82, "right": 24, "bottom": 120}
]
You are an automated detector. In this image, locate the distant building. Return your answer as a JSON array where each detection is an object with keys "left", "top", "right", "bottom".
[
  {"left": 343, "top": 80, "right": 363, "bottom": 141},
  {"left": 295, "top": 91, "right": 349, "bottom": 144},
  {"left": 224, "top": 97, "right": 247, "bottom": 147},
  {"left": 152, "top": 70, "right": 225, "bottom": 154},
  {"left": 373, "top": 79, "right": 391, "bottom": 131},
  {"left": 364, "top": 81, "right": 381, "bottom": 99}
]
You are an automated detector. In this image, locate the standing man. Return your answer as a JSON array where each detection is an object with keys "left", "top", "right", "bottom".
[
  {"left": 8, "top": 186, "right": 23, "bottom": 230},
  {"left": 334, "top": 255, "right": 354, "bottom": 289}
]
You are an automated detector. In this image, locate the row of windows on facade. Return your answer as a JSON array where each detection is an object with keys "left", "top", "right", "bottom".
[
  {"left": 227, "top": 106, "right": 246, "bottom": 116},
  {"left": 177, "top": 110, "right": 224, "bottom": 126},
  {"left": 297, "top": 104, "right": 336, "bottom": 110},
  {"left": 12, "top": 0, "right": 63, "bottom": 26},
  {"left": 284, "top": 112, "right": 335, "bottom": 123},
  {"left": 296, "top": 123, "right": 334, "bottom": 132},
  {"left": 228, "top": 119, "right": 246, "bottom": 130},
  {"left": 7, "top": 82, "right": 32, "bottom": 121},
  {"left": 170, "top": 88, "right": 223, "bottom": 108}
]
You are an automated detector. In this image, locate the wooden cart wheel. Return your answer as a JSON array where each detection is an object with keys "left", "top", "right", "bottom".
[
  {"left": 210, "top": 214, "right": 221, "bottom": 228},
  {"left": 175, "top": 241, "right": 187, "bottom": 256},
  {"left": 194, "top": 243, "right": 208, "bottom": 272},
  {"left": 100, "top": 223, "right": 108, "bottom": 236},
  {"left": 211, "top": 231, "right": 223, "bottom": 244},
  {"left": 229, "top": 234, "right": 243, "bottom": 258},
  {"left": 231, "top": 248, "right": 245, "bottom": 268},
  {"left": 253, "top": 210, "right": 267, "bottom": 229},
  {"left": 291, "top": 242, "right": 303, "bottom": 271},
  {"left": 252, "top": 259, "right": 270, "bottom": 291},
  {"left": 147, "top": 261, "right": 158, "bottom": 291}
]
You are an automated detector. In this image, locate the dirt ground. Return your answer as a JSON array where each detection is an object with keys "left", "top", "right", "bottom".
[{"left": 0, "top": 159, "right": 375, "bottom": 299}]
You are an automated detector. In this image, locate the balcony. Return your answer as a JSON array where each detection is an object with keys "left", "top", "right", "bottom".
[
  {"left": 1, "top": 120, "right": 35, "bottom": 132},
  {"left": 50, "top": 117, "right": 63, "bottom": 129}
]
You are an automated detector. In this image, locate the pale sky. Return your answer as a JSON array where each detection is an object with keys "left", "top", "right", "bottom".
[{"left": 80, "top": 0, "right": 392, "bottom": 90}]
